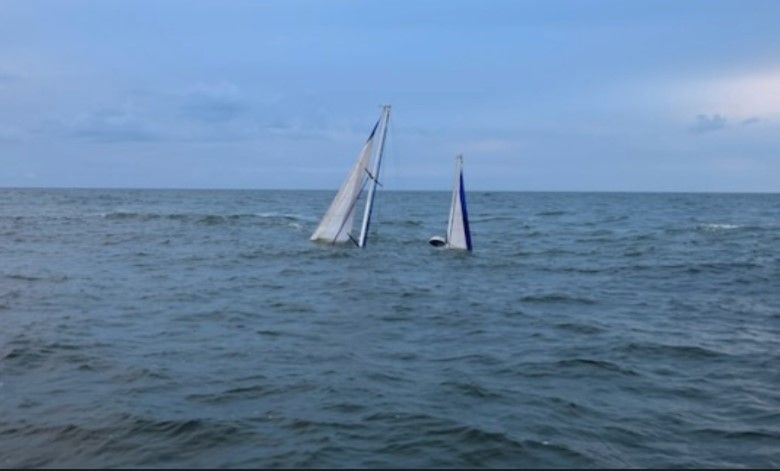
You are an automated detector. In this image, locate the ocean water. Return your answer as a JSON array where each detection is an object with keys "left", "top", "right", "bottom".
[{"left": 1, "top": 188, "right": 778, "bottom": 468}]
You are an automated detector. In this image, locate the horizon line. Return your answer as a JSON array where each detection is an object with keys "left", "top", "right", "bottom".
[{"left": 1, "top": 185, "right": 778, "bottom": 195}]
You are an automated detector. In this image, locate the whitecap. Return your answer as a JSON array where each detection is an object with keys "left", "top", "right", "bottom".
[{"left": 700, "top": 223, "right": 741, "bottom": 231}]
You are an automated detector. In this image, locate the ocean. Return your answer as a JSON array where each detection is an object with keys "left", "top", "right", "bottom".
[{"left": 1, "top": 188, "right": 778, "bottom": 467}]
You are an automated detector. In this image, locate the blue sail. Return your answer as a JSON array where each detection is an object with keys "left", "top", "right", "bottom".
[
  {"left": 459, "top": 169, "right": 473, "bottom": 251},
  {"left": 444, "top": 155, "right": 473, "bottom": 251}
]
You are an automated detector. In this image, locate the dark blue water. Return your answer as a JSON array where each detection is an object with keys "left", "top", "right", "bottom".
[{"left": 1, "top": 189, "right": 779, "bottom": 468}]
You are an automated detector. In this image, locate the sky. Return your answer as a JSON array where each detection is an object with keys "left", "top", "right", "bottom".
[{"left": 1, "top": 0, "right": 779, "bottom": 191}]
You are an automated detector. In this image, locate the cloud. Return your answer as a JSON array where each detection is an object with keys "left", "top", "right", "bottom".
[
  {"left": 461, "top": 138, "right": 519, "bottom": 153},
  {"left": 0, "top": 70, "right": 20, "bottom": 82},
  {"left": 179, "top": 81, "right": 248, "bottom": 123},
  {"left": 0, "top": 124, "right": 27, "bottom": 142},
  {"left": 741, "top": 116, "right": 761, "bottom": 126},
  {"left": 713, "top": 68, "right": 780, "bottom": 117},
  {"left": 70, "top": 106, "right": 163, "bottom": 143},
  {"left": 0, "top": 70, "right": 21, "bottom": 91},
  {"left": 58, "top": 83, "right": 253, "bottom": 143},
  {"left": 689, "top": 114, "right": 727, "bottom": 134},
  {"left": 672, "top": 67, "right": 780, "bottom": 121}
]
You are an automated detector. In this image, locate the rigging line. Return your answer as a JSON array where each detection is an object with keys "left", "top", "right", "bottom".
[{"left": 364, "top": 168, "right": 382, "bottom": 186}]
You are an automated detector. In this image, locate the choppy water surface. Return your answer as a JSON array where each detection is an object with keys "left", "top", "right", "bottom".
[{"left": 1, "top": 189, "right": 779, "bottom": 468}]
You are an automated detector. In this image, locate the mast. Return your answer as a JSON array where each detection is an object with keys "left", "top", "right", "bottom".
[{"left": 357, "top": 105, "right": 391, "bottom": 248}]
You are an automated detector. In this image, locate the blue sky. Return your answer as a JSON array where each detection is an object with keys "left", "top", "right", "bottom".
[{"left": 1, "top": 0, "right": 779, "bottom": 191}]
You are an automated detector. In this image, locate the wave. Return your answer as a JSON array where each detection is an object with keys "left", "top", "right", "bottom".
[
  {"left": 378, "top": 218, "right": 423, "bottom": 226},
  {"left": 553, "top": 358, "right": 639, "bottom": 376},
  {"left": 2, "top": 340, "right": 106, "bottom": 373},
  {"left": 254, "top": 212, "right": 317, "bottom": 223},
  {"left": 187, "top": 385, "right": 272, "bottom": 405},
  {"left": 554, "top": 322, "right": 605, "bottom": 334},
  {"left": 698, "top": 223, "right": 742, "bottom": 231},
  {"left": 362, "top": 412, "right": 591, "bottom": 463},
  {"left": 512, "top": 358, "right": 639, "bottom": 379},
  {"left": 1, "top": 415, "right": 252, "bottom": 467},
  {"left": 4, "top": 273, "right": 69, "bottom": 283},
  {"left": 102, "top": 211, "right": 313, "bottom": 227},
  {"left": 610, "top": 260, "right": 765, "bottom": 275},
  {"left": 520, "top": 293, "right": 597, "bottom": 305},
  {"left": 535, "top": 210, "right": 567, "bottom": 216},
  {"left": 617, "top": 342, "right": 726, "bottom": 360},
  {"left": 472, "top": 215, "right": 517, "bottom": 223},
  {"left": 662, "top": 223, "right": 778, "bottom": 235},
  {"left": 431, "top": 353, "right": 502, "bottom": 366},
  {"left": 691, "top": 427, "right": 780, "bottom": 441},
  {"left": 440, "top": 380, "right": 503, "bottom": 399}
]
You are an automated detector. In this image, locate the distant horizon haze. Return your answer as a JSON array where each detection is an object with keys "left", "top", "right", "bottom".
[{"left": 1, "top": 185, "right": 778, "bottom": 195}]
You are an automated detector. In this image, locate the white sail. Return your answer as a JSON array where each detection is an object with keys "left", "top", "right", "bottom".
[
  {"left": 310, "top": 132, "right": 375, "bottom": 243},
  {"left": 446, "top": 155, "right": 472, "bottom": 251},
  {"left": 311, "top": 107, "right": 390, "bottom": 245}
]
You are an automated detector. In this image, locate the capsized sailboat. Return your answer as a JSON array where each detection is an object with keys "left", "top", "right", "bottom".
[
  {"left": 429, "top": 154, "right": 473, "bottom": 251},
  {"left": 310, "top": 105, "right": 391, "bottom": 247}
]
